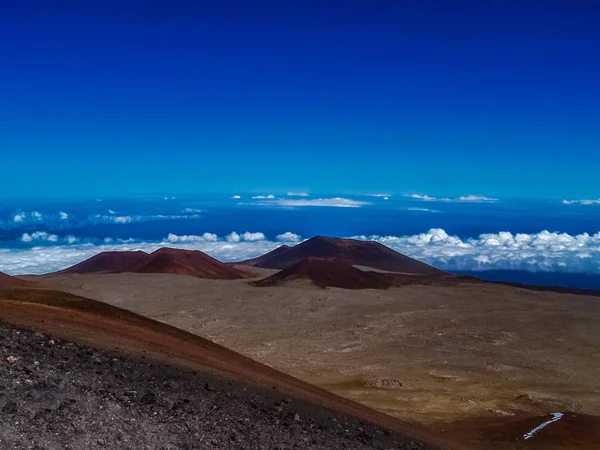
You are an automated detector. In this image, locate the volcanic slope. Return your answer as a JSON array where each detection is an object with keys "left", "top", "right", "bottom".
[
  {"left": 59, "top": 247, "right": 247, "bottom": 279},
  {"left": 252, "top": 258, "right": 394, "bottom": 290},
  {"left": 0, "top": 271, "right": 31, "bottom": 288},
  {"left": 242, "top": 236, "right": 446, "bottom": 275},
  {"left": 0, "top": 288, "right": 448, "bottom": 450}
]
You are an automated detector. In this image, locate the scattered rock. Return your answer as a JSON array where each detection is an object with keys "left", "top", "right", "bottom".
[
  {"left": 2, "top": 401, "right": 18, "bottom": 414},
  {"left": 0, "top": 321, "right": 435, "bottom": 450},
  {"left": 139, "top": 391, "right": 156, "bottom": 405}
]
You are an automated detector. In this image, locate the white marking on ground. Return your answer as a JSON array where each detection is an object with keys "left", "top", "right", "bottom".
[{"left": 523, "top": 412, "right": 564, "bottom": 440}]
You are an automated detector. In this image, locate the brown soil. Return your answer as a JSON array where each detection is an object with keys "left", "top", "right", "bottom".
[
  {"left": 251, "top": 258, "right": 394, "bottom": 290},
  {"left": 58, "top": 250, "right": 148, "bottom": 274},
  {"left": 58, "top": 247, "right": 248, "bottom": 280},
  {"left": 0, "top": 321, "right": 440, "bottom": 450},
  {"left": 438, "top": 411, "right": 600, "bottom": 449},
  {"left": 41, "top": 273, "right": 600, "bottom": 432},
  {"left": 241, "top": 236, "right": 446, "bottom": 275},
  {"left": 0, "top": 272, "right": 32, "bottom": 288},
  {"left": 0, "top": 287, "right": 454, "bottom": 449}
]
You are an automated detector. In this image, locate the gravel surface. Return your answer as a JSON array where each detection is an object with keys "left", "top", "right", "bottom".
[{"left": 0, "top": 321, "right": 436, "bottom": 450}]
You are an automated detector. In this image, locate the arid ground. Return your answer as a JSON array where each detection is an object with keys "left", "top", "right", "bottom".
[
  {"left": 0, "top": 288, "right": 450, "bottom": 449},
  {"left": 34, "top": 270, "right": 600, "bottom": 432}
]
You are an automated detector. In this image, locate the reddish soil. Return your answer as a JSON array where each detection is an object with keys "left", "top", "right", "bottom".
[
  {"left": 58, "top": 247, "right": 248, "bottom": 280},
  {"left": 0, "top": 287, "right": 456, "bottom": 449},
  {"left": 0, "top": 271, "right": 32, "bottom": 288},
  {"left": 242, "top": 236, "right": 446, "bottom": 275},
  {"left": 439, "top": 411, "right": 600, "bottom": 449},
  {"left": 58, "top": 250, "right": 149, "bottom": 274},
  {"left": 252, "top": 258, "right": 394, "bottom": 290}
]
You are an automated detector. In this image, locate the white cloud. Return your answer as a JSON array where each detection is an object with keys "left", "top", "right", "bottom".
[
  {"left": 458, "top": 195, "right": 498, "bottom": 202},
  {"left": 112, "top": 216, "right": 133, "bottom": 224},
  {"left": 564, "top": 198, "right": 600, "bottom": 205},
  {"left": 232, "top": 195, "right": 241, "bottom": 199},
  {"left": 166, "top": 232, "right": 218, "bottom": 243},
  {"left": 269, "top": 197, "right": 369, "bottom": 208},
  {"left": 10, "top": 211, "right": 50, "bottom": 225},
  {"left": 407, "top": 207, "right": 438, "bottom": 213},
  {"left": 3, "top": 228, "right": 600, "bottom": 275},
  {"left": 276, "top": 232, "right": 301, "bottom": 242},
  {"left": 59, "top": 212, "right": 69, "bottom": 220},
  {"left": 108, "top": 209, "right": 117, "bottom": 214},
  {"left": 406, "top": 194, "right": 496, "bottom": 202},
  {"left": 226, "top": 231, "right": 265, "bottom": 242},
  {"left": 89, "top": 213, "right": 202, "bottom": 225},
  {"left": 241, "top": 232, "right": 266, "bottom": 242},
  {"left": 252, "top": 194, "right": 275, "bottom": 199},
  {"left": 372, "top": 194, "right": 391, "bottom": 198},
  {"left": 287, "top": 192, "right": 309, "bottom": 197},
  {"left": 407, "top": 194, "right": 439, "bottom": 201},
  {"left": 183, "top": 208, "right": 203, "bottom": 213},
  {"left": 21, "top": 232, "right": 59, "bottom": 243},
  {"left": 352, "top": 229, "right": 600, "bottom": 273},
  {"left": 226, "top": 232, "right": 241, "bottom": 243},
  {"left": 383, "top": 197, "right": 389, "bottom": 200}
]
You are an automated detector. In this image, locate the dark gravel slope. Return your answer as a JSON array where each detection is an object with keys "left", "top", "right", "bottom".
[{"left": 0, "top": 322, "right": 438, "bottom": 450}]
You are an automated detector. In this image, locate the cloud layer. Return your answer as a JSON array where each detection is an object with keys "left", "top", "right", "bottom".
[
  {"left": 563, "top": 198, "right": 600, "bottom": 205},
  {"left": 352, "top": 229, "right": 600, "bottom": 273},
  {"left": 270, "top": 197, "right": 368, "bottom": 208},
  {"left": 2, "top": 228, "right": 600, "bottom": 276},
  {"left": 405, "top": 194, "right": 497, "bottom": 202}
]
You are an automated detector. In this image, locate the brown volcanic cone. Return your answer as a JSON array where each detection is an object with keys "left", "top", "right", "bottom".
[
  {"left": 0, "top": 271, "right": 31, "bottom": 288},
  {"left": 59, "top": 248, "right": 247, "bottom": 280},
  {"left": 252, "top": 258, "right": 393, "bottom": 290},
  {"left": 243, "top": 236, "right": 445, "bottom": 275},
  {"left": 242, "top": 244, "right": 291, "bottom": 266},
  {"left": 130, "top": 247, "right": 247, "bottom": 279},
  {"left": 59, "top": 250, "right": 148, "bottom": 274}
]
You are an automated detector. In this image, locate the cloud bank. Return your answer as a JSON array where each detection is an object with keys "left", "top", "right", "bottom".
[
  {"left": 2, "top": 229, "right": 600, "bottom": 276},
  {"left": 252, "top": 194, "right": 275, "bottom": 199},
  {"left": 563, "top": 198, "right": 600, "bottom": 205},
  {"left": 270, "top": 197, "right": 368, "bottom": 208},
  {"left": 352, "top": 229, "right": 600, "bottom": 273},
  {"left": 405, "top": 194, "right": 497, "bottom": 202}
]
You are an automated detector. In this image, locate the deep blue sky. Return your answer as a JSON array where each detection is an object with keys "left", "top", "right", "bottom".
[{"left": 1, "top": 1, "right": 599, "bottom": 199}]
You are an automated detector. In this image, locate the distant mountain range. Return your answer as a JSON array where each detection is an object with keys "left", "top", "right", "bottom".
[
  {"left": 51, "top": 236, "right": 447, "bottom": 289},
  {"left": 58, "top": 247, "right": 248, "bottom": 280}
]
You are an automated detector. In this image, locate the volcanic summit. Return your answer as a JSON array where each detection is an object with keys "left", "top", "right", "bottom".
[{"left": 242, "top": 236, "right": 445, "bottom": 275}]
